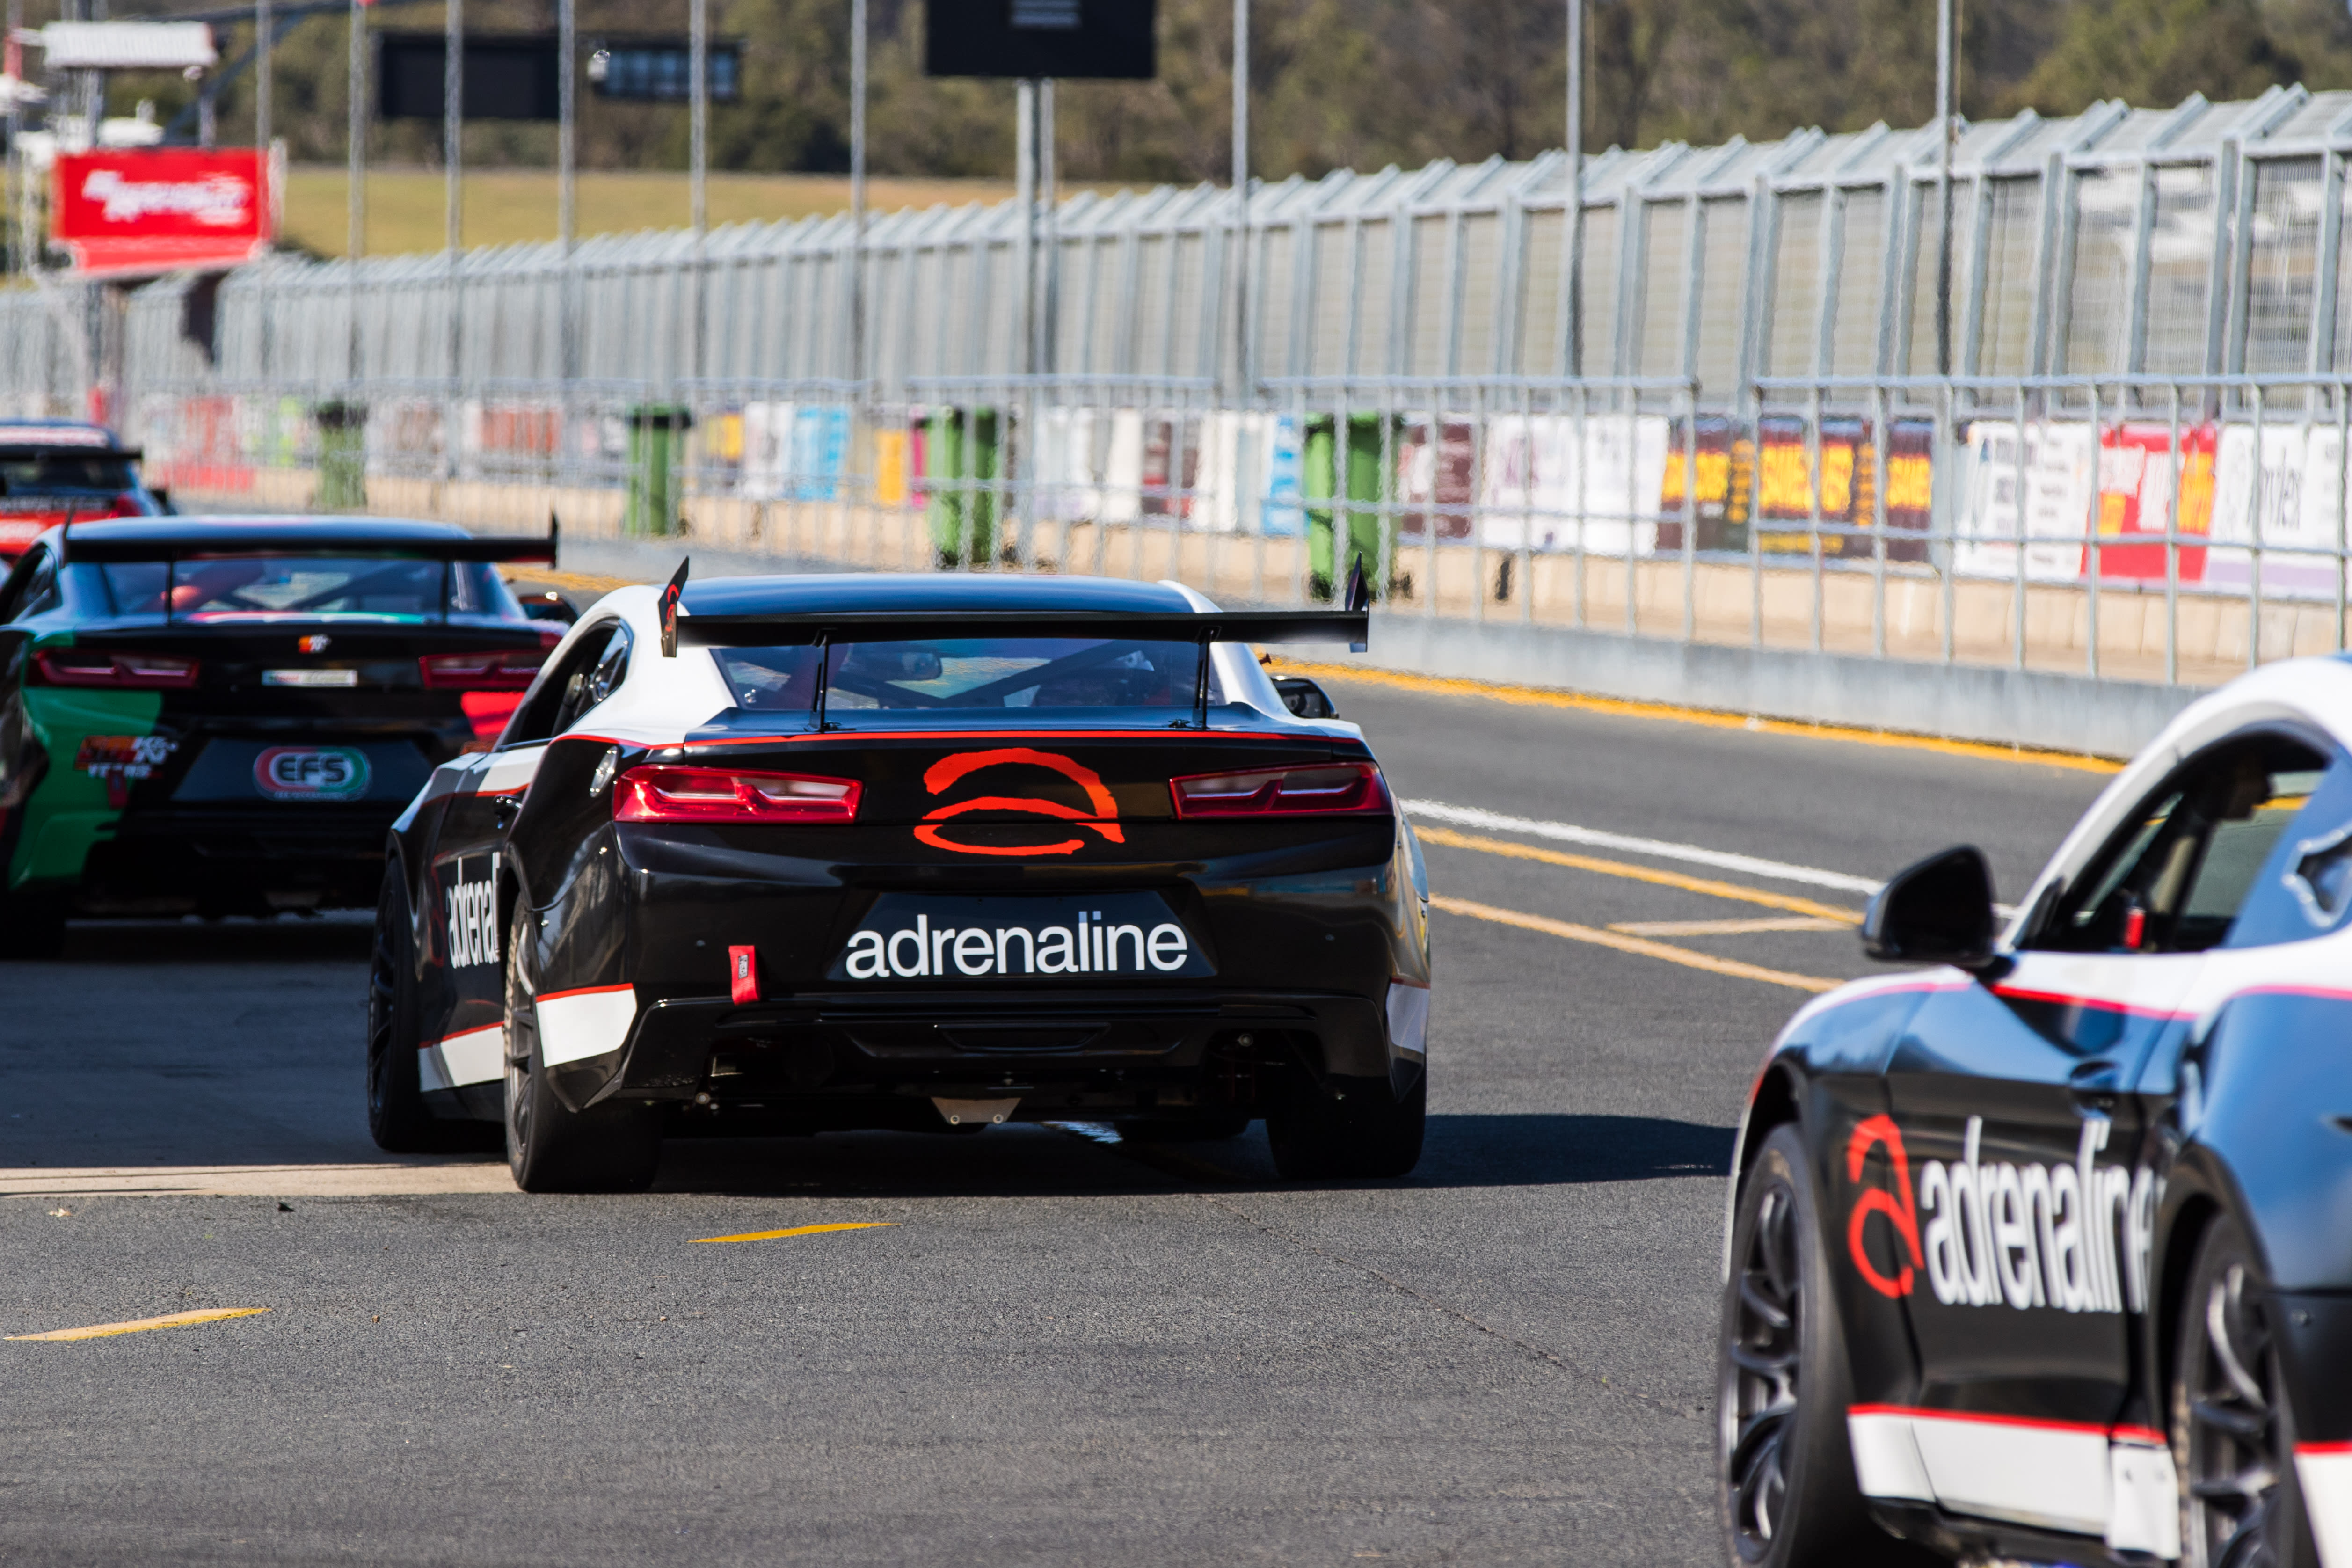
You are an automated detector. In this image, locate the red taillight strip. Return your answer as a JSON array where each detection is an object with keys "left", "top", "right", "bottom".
[
  {"left": 420, "top": 649, "right": 549, "bottom": 691},
  {"left": 1169, "top": 761, "right": 1389, "bottom": 819},
  {"left": 613, "top": 765, "right": 862, "bottom": 824},
  {"left": 33, "top": 649, "right": 200, "bottom": 689}
]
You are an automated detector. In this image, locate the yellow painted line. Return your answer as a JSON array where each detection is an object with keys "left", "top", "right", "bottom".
[
  {"left": 502, "top": 567, "right": 636, "bottom": 595},
  {"left": 1268, "top": 656, "right": 2125, "bottom": 773},
  {"left": 1430, "top": 894, "right": 1840, "bottom": 993},
  {"left": 1415, "top": 824, "right": 1864, "bottom": 923},
  {"left": 688, "top": 1221, "right": 895, "bottom": 1245},
  {"left": 8, "top": 1307, "right": 269, "bottom": 1342},
  {"left": 1609, "top": 916, "right": 1847, "bottom": 936}
]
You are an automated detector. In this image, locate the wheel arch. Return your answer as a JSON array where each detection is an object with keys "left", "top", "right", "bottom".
[{"left": 1723, "top": 1061, "right": 1802, "bottom": 1282}]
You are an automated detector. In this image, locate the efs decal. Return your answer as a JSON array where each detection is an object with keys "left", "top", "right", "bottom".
[
  {"left": 1845, "top": 1113, "right": 2156, "bottom": 1315},
  {"left": 445, "top": 859, "right": 500, "bottom": 970},
  {"left": 915, "top": 748, "right": 1124, "bottom": 858},
  {"left": 1846, "top": 1115, "right": 1924, "bottom": 1298},
  {"left": 255, "top": 745, "right": 371, "bottom": 801},
  {"left": 75, "top": 733, "right": 176, "bottom": 807}
]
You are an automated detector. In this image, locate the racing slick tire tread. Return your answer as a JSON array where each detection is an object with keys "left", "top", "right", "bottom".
[
  {"left": 1716, "top": 1124, "right": 1936, "bottom": 1568},
  {"left": 503, "top": 904, "right": 661, "bottom": 1195},
  {"left": 2174, "top": 1213, "right": 2322, "bottom": 1568},
  {"left": 367, "top": 870, "right": 497, "bottom": 1154},
  {"left": 1266, "top": 1070, "right": 1425, "bottom": 1180}
]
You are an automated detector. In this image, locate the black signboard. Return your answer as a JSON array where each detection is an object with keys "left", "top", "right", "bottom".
[
  {"left": 925, "top": 0, "right": 1155, "bottom": 79},
  {"left": 585, "top": 38, "right": 743, "bottom": 103},
  {"left": 378, "top": 34, "right": 561, "bottom": 121}
]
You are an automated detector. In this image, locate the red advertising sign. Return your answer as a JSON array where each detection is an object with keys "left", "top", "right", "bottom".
[{"left": 51, "top": 149, "right": 272, "bottom": 277}]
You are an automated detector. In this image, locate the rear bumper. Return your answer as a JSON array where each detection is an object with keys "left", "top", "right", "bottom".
[
  {"left": 549, "top": 985, "right": 1402, "bottom": 1119},
  {"left": 73, "top": 804, "right": 395, "bottom": 912}
]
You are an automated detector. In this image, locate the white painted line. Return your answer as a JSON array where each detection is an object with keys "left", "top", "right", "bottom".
[
  {"left": 1404, "top": 799, "right": 1883, "bottom": 895},
  {"left": 0, "top": 1163, "right": 517, "bottom": 1198}
]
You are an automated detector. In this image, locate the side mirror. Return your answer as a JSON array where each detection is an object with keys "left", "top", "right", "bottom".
[
  {"left": 1274, "top": 675, "right": 1337, "bottom": 719},
  {"left": 1863, "top": 845, "right": 2001, "bottom": 972},
  {"left": 522, "top": 592, "right": 579, "bottom": 626}
]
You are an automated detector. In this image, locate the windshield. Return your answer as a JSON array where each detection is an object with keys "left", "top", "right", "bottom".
[
  {"left": 99, "top": 557, "right": 527, "bottom": 622},
  {"left": 713, "top": 636, "right": 1220, "bottom": 718},
  {"left": 0, "top": 454, "right": 136, "bottom": 494}
]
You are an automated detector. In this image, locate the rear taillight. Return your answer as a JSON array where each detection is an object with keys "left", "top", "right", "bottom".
[
  {"left": 1169, "top": 761, "right": 1388, "bottom": 818},
  {"left": 34, "top": 649, "right": 200, "bottom": 689},
  {"left": 613, "top": 766, "right": 861, "bottom": 824},
  {"left": 420, "top": 649, "right": 549, "bottom": 690}
]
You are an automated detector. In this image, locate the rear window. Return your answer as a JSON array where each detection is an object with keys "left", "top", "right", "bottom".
[
  {"left": 100, "top": 556, "right": 525, "bottom": 621},
  {"left": 0, "top": 454, "right": 135, "bottom": 493},
  {"left": 714, "top": 636, "right": 1219, "bottom": 716}
]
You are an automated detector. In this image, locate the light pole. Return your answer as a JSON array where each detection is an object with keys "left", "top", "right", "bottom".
[
  {"left": 690, "top": 0, "right": 706, "bottom": 391},
  {"left": 1565, "top": 0, "right": 1582, "bottom": 378},
  {"left": 444, "top": 0, "right": 462, "bottom": 481},
  {"left": 849, "top": 0, "right": 866, "bottom": 390},
  {"left": 1934, "top": 0, "right": 1957, "bottom": 375},
  {"left": 1231, "top": 0, "right": 1248, "bottom": 400},
  {"left": 345, "top": 0, "right": 364, "bottom": 382}
]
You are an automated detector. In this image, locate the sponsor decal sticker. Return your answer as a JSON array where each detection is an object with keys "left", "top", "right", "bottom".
[
  {"left": 444, "top": 857, "right": 500, "bottom": 970},
  {"left": 254, "top": 745, "right": 371, "bottom": 801},
  {"left": 1845, "top": 1113, "right": 2155, "bottom": 1314},
  {"left": 74, "top": 732, "right": 176, "bottom": 807},
  {"left": 729, "top": 944, "right": 760, "bottom": 1004},
  {"left": 915, "top": 748, "right": 1124, "bottom": 858},
  {"left": 832, "top": 892, "right": 1211, "bottom": 981}
]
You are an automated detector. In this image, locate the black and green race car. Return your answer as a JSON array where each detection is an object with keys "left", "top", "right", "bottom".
[{"left": 0, "top": 518, "right": 556, "bottom": 955}]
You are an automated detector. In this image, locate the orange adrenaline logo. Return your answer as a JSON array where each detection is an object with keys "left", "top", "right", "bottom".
[{"left": 917, "top": 748, "right": 1124, "bottom": 858}]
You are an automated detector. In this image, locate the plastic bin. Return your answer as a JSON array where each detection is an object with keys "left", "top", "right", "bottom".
[
  {"left": 1304, "top": 413, "right": 1390, "bottom": 599},
  {"left": 314, "top": 401, "right": 367, "bottom": 511},
  {"left": 926, "top": 408, "right": 1000, "bottom": 568},
  {"left": 626, "top": 404, "right": 694, "bottom": 537}
]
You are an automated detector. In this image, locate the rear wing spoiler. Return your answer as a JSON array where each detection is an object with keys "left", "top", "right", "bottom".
[
  {"left": 676, "top": 608, "right": 1370, "bottom": 649},
  {"left": 58, "top": 520, "right": 559, "bottom": 566}
]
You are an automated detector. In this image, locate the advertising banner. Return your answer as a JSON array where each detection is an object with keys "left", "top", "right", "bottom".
[
  {"left": 1955, "top": 421, "right": 2097, "bottom": 583},
  {"left": 1751, "top": 416, "right": 1936, "bottom": 562},
  {"left": 2209, "top": 424, "right": 2348, "bottom": 600},
  {"left": 2086, "top": 423, "right": 2217, "bottom": 583},
  {"left": 1396, "top": 418, "right": 1477, "bottom": 540},
  {"left": 1478, "top": 414, "right": 1668, "bottom": 559},
  {"left": 51, "top": 148, "right": 271, "bottom": 277}
]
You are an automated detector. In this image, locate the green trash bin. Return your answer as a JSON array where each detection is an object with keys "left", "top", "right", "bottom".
[
  {"left": 626, "top": 405, "right": 694, "bottom": 538},
  {"left": 926, "top": 408, "right": 1000, "bottom": 569},
  {"left": 314, "top": 401, "right": 367, "bottom": 511},
  {"left": 1304, "top": 412, "right": 1391, "bottom": 600}
]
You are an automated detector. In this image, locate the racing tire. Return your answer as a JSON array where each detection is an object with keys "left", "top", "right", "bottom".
[
  {"left": 0, "top": 890, "right": 66, "bottom": 960},
  {"left": 367, "top": 871, "right": 498, "bottom": 1154},
  {"left": 502, "top": 903, "right": 661, "bottom": 1194},
  {"left": 1265, "top": 1070, "right": 1424, "bottom": 1180},
  {"left": 2174, "top": 1214, "right": 2321, "bottom": 1568},
  {"left": 1716, "top": 1124, "right": 1935, "bottom": 1568}
]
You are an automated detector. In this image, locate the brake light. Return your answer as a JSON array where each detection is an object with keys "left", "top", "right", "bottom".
[
  {"left": 613, "top": 766, "right": 861, "bottom": 824},
  {"left": 420, "top": 649, "right": 549, "bottom": 690},
  {"left": 34, "top": 649, "right": 200, "bottom": 689},
  {"left": 1169, "top": 761, "right": 1388, "bottom": 818}
]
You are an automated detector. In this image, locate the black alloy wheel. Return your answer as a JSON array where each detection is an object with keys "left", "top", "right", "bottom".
[
  {"left": 1717, "top": 1125, "right": 1934, "bottom": 1568},
  {"left": 2177, "top": 1216, "right": 2320, "bottom": 1568},
  {"left": 502, "top": 902, "right": 661, "bottom": 1194}
]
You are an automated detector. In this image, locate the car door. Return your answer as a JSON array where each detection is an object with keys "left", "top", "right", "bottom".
[
  {"left": 1873, "top": 725, "right": 2323, "bottom": 1540},
  {"left": 419, "top": 619, "right": 630, "bottom": 1098}
]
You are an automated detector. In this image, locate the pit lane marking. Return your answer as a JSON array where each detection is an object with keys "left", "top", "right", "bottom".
[
  {"left": 688, "top": 1222, "right": 896, "bottom": 1245},
  {"left": 1408, "top": 800, "right": 1880, "bottom": 894},
  {"left": 1268, "top": 658, "right": 2123, "bottom": 773},
  {"left": 7, "top": 1307, "right": 269, "bottom": 1342},
  {"left": 1430, "top": 895, "right": 1838, "bottom": 993},
  {"left": 1609, "top": 917, "right": 1846, "bottom": 936},
  {"left": 1414, "top": 825, "right": 1863, "bottom": 922}
]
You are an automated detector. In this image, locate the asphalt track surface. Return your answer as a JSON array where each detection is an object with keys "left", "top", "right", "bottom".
[{"left": 0, "top": 676, "right": 2114, "bottom": 1566}]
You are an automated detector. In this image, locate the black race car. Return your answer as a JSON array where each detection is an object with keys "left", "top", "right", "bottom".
[
  {"left": 368, "top": 570, "right": 1433, "bottom": 1191},
  {"left": 0, "top": 421, "right": 172, "bottom": 564},
  {"left": 0, "top": 518, "right": 559, "bottom": 954},
  {"left": 1716, "top": 656, "right": 2352, "bottom": 1568}
]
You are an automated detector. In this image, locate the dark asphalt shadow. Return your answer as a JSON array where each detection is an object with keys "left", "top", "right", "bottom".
[
  {"left": 51, "top": 915, "right": 374, "bottom": 964},
  {"left": 643, "top": 1113, "right": 1734, "bottom": 1198}
]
